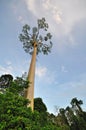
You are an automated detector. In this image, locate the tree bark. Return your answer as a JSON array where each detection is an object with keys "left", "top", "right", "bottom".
[{"left": 25, "top": 42, "right": 37, "bottom": 111}]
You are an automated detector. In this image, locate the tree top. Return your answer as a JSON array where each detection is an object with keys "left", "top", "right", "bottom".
[{"left": 19, "top": 17, "right": 53, "bottom": 55}]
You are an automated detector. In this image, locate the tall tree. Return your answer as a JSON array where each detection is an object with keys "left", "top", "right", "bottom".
[
  {"left": 70, "top": 97, "right": 83, "bottom": 113},
  {"left": 19, "top": 18, "right": 52, "bottom": 110}
]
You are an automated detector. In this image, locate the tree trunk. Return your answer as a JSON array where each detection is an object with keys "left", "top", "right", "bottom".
[{"left": 25, "top": 42, "right": 37, "bottom": 111}]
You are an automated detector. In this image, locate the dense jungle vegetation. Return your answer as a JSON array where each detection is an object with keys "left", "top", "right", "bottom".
[{"left": 0, "top": 74, "right": 86, "bottom": 130}]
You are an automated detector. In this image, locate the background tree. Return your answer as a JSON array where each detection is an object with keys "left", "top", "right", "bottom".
[
  {"left": 65, "top": 106, "right": 79, "bottom": 130},
  {"left": 57, "top": 108, "right": 68, "bottom": 126},
  {"left": 71, "top": 97, "right": 83, "bottom": 114},
  {"left": 19, "top": 17, "right": 53, "bottom": 110},
  {"left": 34, "top": 97, "right": 48, "bottom": 126},
  {"left": 70, "top": 98, "right": 86, "bottom": 130},
  {"left": 0, "top": 74, "right": 13, "bottom": 89},
  {"left": 34, "top": 97, "right": 47, "bottom": 113},
  {"left": 0, "top": 74, "right": 30, "bottom": 129},
  {"left": 0, "top": 77, "right": 86, "bottom": 130},
  {"left": 0, "top": 74, "right": 42, "bottom": 130},
  {"left": 0, "top": 74, "right": 29, "bottom": 96}
]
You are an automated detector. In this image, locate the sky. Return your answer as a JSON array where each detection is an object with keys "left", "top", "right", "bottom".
[{"left": 0, "top": 0, "right": 86, "bottom": 114}]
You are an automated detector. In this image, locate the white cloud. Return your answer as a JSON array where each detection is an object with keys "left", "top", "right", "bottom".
[
  {"left": 57, "top": 73, "right": 86, "bottom": 98},
  {"left": 11, "top": 4, "right": 17, "bottom": 14},
  {"left": 36, "top": 66, "right": 47, "bottom": 77},
  {"left": 35, "top": 65, "right": 57, "bottom": 85},
  {"left": 45, "top": 71, "right": 57, "bottom": 85},
  {"left": 0, "top": 65, "right": 13, "bottom": 75},
  {"left": 42, "top": 0, "right": 50, "bottom": 10},
  {"left": 25, "top": 0, "right": 62, "bottom": 24},
  {"left": 25, "top": 0, "right": 86, "bottom": 37},
  {"left": 42, "top": 0, "right": 62, "bottom": 24},
  {"left": 0, "top": 59, "right": 29, "bottom": 77},
  {"left": 25, "top": 0, "right": 36, "bottom": 15},
  {"left": 61, "top": 65, "right": 68, "bottom": 73},
  {"left": 53, "top": 13, "right": 62, "bottom": 24},
  {"left": 18, "top": 16, "right": 25, "bottom": 24},
  {"left": 6, "top": 61, "right": 12, "bottom": 66}
]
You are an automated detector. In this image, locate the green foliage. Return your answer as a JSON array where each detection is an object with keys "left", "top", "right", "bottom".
[
  {"left": 34, "top": 98, "right": 48, "bottom": 126},
  {"left": 0, "top": 74, "right": 86, "bottom": 129},
  {"left": 19, "top": 17, "right": 53, "bottom": 55},
  {"left": 8, "top": 77, "right": 29, "bottom": 95},
  {"left": 34, "top": 98, "right": 47, "bottom": 113},
  {"left": 0, "top": 74, "right": 29, "bottom": 96},
  {"left": 0, "top": 91, "right": 30, "bottom": 129}
]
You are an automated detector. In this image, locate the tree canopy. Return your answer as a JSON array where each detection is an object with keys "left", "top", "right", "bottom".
[{"left": 19, "top": 17, "right": 53, "bottom": 55}]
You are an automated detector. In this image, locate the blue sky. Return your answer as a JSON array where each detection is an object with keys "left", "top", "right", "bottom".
[{"left": 0, "top": 0, "right": 86, "bottom": 114}]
